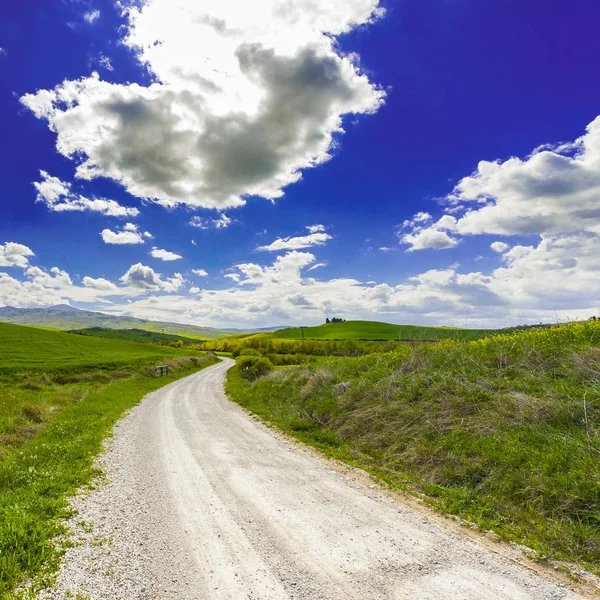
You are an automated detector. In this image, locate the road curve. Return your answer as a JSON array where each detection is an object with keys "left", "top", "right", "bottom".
[{"left": 42, "top": 358, "right": 586, "bottom": 600}]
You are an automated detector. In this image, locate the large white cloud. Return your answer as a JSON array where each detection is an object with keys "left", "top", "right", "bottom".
[
  {"left": 0, "top": 243, "right": 34, "bottom": 268},
  {"left": 402, "top": 116, "right": 600, "bottom": 250},
  {"left": 34, "top": 171, "right": 139, "bottom": 217},
  {"left": 21, "top": 0, "right": 385, "bottom": 210}
]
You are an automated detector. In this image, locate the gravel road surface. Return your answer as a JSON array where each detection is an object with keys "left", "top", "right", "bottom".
[{"left": 39, "top": 358, "right": 588, "bottom": 599}]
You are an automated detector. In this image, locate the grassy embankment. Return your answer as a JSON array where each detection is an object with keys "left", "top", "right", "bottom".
[
  {"left": 226, "top": 321, "right": 600, "bottom": 574},
  {"left": 0, "top": 322, "right": 219, "bottom": 598}
]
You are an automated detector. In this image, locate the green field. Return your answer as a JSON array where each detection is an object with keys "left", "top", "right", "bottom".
[
  {"left": 227, "top": 320, "right": 600, "bottom": 575},
  {"left": 275, "top": 320, "right": 495, "bottom": 341},
  {"left": 0, "top": 322, "right": 202, "bottom": 375},
  {"left": 69, "top": 327, "right": 197, "bottom": 345},
  {"left": 0, "top": 322, "right": 219, "bottom": 596}
]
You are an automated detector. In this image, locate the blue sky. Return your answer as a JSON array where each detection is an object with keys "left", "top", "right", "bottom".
[{"left": 1, "top": 0, "right": 599, "bottom": 328}]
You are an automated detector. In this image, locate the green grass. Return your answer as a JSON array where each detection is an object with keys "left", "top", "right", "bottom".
[
  {"left": 0, "top": 322, "right": 200, "bottom": 374},
  {"left": 68, "top": 327, "right": 198, "bottom": 345},
  {"left": 275, "top": 320, "right": 495, "bottom": 341},
  {"left": 226, "top": 320, "right": 600, "bottom": 574},
  {"left": 0, "top": 322, "right": 220, "bottom": 597}
]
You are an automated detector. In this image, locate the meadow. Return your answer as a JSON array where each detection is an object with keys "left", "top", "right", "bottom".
[
  {"left": 0, "top": 322, "right": 219, "bottom": 597},
  {"left": 275, "top": 320, "right": 496, "bottom": 341},
  {"left": 226, "top": 320, "right": 600, "bottom": 575},
  {"left": 68, "top": 326, "right": 197, "bottom": 346}
]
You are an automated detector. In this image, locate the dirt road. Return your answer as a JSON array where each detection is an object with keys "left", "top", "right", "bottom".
[{"left": 42, "top": 358, "right": 587, "bottom": 599}]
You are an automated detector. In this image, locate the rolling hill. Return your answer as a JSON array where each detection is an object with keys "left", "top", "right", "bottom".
[
  {"left": 69, "top": 327, "right": 198, "bottom": 345},
  {"left": 0, "top": 305, "right": 276, "bottom": 339},
  {"left": 275, "top": 320, "right": 496, "bottom": 341},
  {"left": 0, "top": 321, "right": 203, "bottom": 373}
]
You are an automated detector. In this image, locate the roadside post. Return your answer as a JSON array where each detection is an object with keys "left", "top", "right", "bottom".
[{"left": 154, "top": 365, "right": 169, "bottom": 377}]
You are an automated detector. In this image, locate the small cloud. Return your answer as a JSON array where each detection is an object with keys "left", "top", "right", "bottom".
[
  {"left": 98, "top": 54, "right": 114, "bottom": 71},
  {"left": 83, "top": 9, "right": 100, "bottom": 24},
  {"left": 257, "top": 231, "right": 332, "bottom": 252},
  {"left": 150, "top": 247, "right": 183, "bottom": 261},
  {"left": 121, "top": 263, "right": 162, "bottom": 289},
  {"left": 379, "top": 247, "right": 391, "bottom": 252},
  {"left": 82, "top": 276, "right": 118, "bottom": 292},
  {"left": 306, "top": 262, "right": 327, "bottom": 272},
  {"left": 191, "top": 268, "right": 208, "bottom": 276},
  {"left": 189, "top": 214, "right": 231, "bottom": 229},
  {"left": 189, "top": 286, "right": 201, "bottom": 294},
  {"left": 191, "top": 239, "right": 197, "bottom": 246},
  {"left": 100, "top": 223, "right": 152, "bottom": 245},
  {"left": 34, "top": 171, "right": 139, "bottom": 218},
  {"left": 490, "top": 241, "right": 510, "bottom": 254},
  {"left": 224, "top": 273, "right": 241, "bottom": 282},
  {"left": 0, "top": 48, "right": 7, "bottom": 57},
  {"left": 306, "top": 224, "right": 326, "bottom": 234}
]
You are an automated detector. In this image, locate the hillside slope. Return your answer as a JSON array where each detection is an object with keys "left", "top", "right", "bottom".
[
  {"left": 276, "top": 320, "right": 495, "bottom": 341},
  {"left": 0, "top": 305, "right": 255, "bottom": 339},
  {"left": 0, "top": 322, "right": 201, "bottom": 373}
]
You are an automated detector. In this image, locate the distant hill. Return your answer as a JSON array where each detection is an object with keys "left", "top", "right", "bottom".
[
  {"left": 274, "top": 320, "right": 496, "bottom": 341},
  {"left": 0, "top": 306, "right": 275, "bottom": 340}
]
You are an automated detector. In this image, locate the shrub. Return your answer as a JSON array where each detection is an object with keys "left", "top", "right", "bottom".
[
  {"left": 239, "top": 348, "right": 262, "bottom": 357},
  {"left": 237, "top": 355, "right": 273, "bottom": 380}
]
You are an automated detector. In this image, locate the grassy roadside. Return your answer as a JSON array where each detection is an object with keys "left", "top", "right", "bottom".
[
  {"left": 0, "top": 324, "right": 221, "bottom": 598},
  {"left": 225, "top": 320, "right": 600, "bottom": 576}
]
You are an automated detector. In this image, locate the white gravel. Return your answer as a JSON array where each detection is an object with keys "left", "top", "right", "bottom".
[{"left": 35, "top": 358, "right": 594, "bottom": 599}]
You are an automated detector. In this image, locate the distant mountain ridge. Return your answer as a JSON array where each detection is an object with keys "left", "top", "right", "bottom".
[{"left": 0, "top": 306, "right": 282, "bottom": 339}]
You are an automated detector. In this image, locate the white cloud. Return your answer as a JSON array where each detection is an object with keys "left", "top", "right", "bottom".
[
  {"left": 120, "top": 262, "right": 183, "bottom": 292},
  {"left": 490, "top": 241, "right": 509, "bottom": 253},
  {"left": 98, "top": 54, "right": 114, "bottom": 71},
  {"left": 400, "top": 228, "right": 458, "bottom": 252},
  {"left": 3, "top": 240, "right": 600, "bottom": 327},
  {"left": 379, "top": 247, "right": 391, "bottom": 252},
  {"left": 150, "top": 247, "right": 183, "bottom": 261},
  {"left": 189, "top": 214, "right": 232, "bottom": 229},
  {"left": 306, "top": 261, "right": 327, "bottom": 272},
  {"left": 101, "top": 223, "right": 151, "bottom": 245},
  {"left": 21, "top": 0, "right": 384, "bottom": 210},
  {"left": 402, "top": 116, "right": 600, "bottom": 249},
  {"left": 26, "top": 266, "right": 73, "bottom": 288},
  {"left": 84, "top": 10, "right": 100, "bottom": 24},
  {"left": 256, "top": 230, "right": 332, "bottom": 252},
  {"left": 162, "top": 273, "right": 185, "bottom": 293},
  {"left": 101, "top": 229, "right": 144, "bottom": 245},
  {"left": 0, "top": 242, "right": 34, "bottom": 268},
  {"left": 34, "top": 171, "right": 139, "bottom": 217},
  {"left": 191, "top": 268, "right": 208, "bottom": 277},
  {"left": 83, "top": 276, "right": 118, "bottom": 292},
  {"left": 306, "top": 224, "right": 326, "bottom": 233},
  {"left": 0, "top": 48, "right": 7, "bottom": 57}
]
